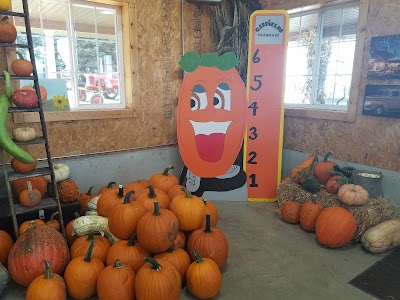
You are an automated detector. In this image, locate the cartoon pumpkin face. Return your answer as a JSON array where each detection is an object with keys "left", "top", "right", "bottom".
[{"left": 177, "top": 52, "right": 247, "bottom": 178}]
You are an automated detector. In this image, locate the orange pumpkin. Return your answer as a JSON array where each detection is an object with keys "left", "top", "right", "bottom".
[
  {"left": 96, "top": 185, "right": 125, "bottom": 217},
  {"left": 0, "top": 230, "right": 13, "bottom": 267},
  {"left": 136, "top": 184, "right": 170, "bottom": 211},
  {"left": 78, "top": 186, "right": 95, "bottom": 214},
  {"left": 11, "top": 51, "right": 33, "bottom": 76},
  {"left": 18, "top": 219, "right": 45, "bottom": 235},
  {"left": 0, "top": 16, "right": 17, "bottom": 43},
  {"left": 12, "top": 177, "right": 47, "bottom": 198},
  {"left": 280, "top": 200, "right": 302, "bottom": 224},
  {"left": 21, "top": 85, "right": 48, "bottom": 103},
  {"left": 98, "top": 181, "right": 118, "bottom": 195},
  {"left": 315, "top": 207, "right": 357, "bottom": 248},
  {"left": 174, "top": 231, "right": 186, "bottom": 249},
  {"left": 19, "top": 181, "right": 41, "bottom": 207},
  {"left": 299, "top": 200, "right": 324, "bottom": 232},
  {"left": 314, "top": 152, "right": 337, "bottom": 185},
  {"left": 325, "top": 175, "right": 349, "bottom": 194},
  {"left": 149, "top": 165, "right": 179, "bottom": 193},
  {"left": 57, "top": 179, "right": 79, "bottom": 203},
  {"left": 167, "top": 184, "right": 186, "bottom": 201},
  {"left": 11, "top": 157, "right": 37, "bottom": 174},
  {"left": 65, "top": 212, "right": 80, "bottom": 247},
  {"left": 46, "top": 211, "right": 60, "bottom": 231},
  {"left": 70, "top": 231, "right": 111, "bottom": 263},
  {"left": 201, "top": 199, "right": 219, "bottom": 228},
  {"left": 124, "top": 179, "right": 148, "bottom": 200},
  {"left": 154, "top": 247, "right": 190, "bottom": 284}
]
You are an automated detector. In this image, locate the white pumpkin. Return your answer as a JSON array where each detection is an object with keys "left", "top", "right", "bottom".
[
  {"left": 337, "top": 184, "right": 369, "bottom": 206},
  {"left": 44, "top": 163, "right": 70, "bottom": 183},
  {"left": 0, "top": 262, "right": 9, "bottom": 296},
  {"left": 12, "top": 127, "right": 36, "bottom": 142}
]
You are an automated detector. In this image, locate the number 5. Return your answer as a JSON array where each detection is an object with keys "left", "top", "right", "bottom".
[{"left": 251, "top": 75, "right": 263, "bottom": 91}]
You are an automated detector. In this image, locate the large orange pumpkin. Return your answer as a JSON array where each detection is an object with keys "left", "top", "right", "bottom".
[
  {"left": 8, "top": 224, "right": 70, "bottom": 287},
  {"left": 18, "top": 219, "right": 46, "bottom": 235},
  {"left": 201, "top": 199, "right": 219, "bottom": 228},
  {"left": 98, "top": 181, "right": 118, "bottom": 195},
  {"left": 174, "top": 231, "right": 186, "bottom": 249},
  {"left": 148, "top": 166, "right": 179, "bottom": 193},
  {"left": 124, "top": 179, "right": 147, "bottom": 200},
  {"left": 315, "top": 207, "right": 357, "bottom": 248},
  {"left": 154, "top": 247, "right": 190, "bottom": 284},
  {"left": 70, "top": 231, "right": 111, "bottom": 263},
  {"left": 136, "top": 184, "right": 170, "bottom": 211},
  {"left": 97, "top": 185, "right": 125, "bottom": 217},
  {"left": 313, "top": 152, "right": 337, "bottom": 185},
  {"left": 0, "top": 230, "right": 13, "bottom": 267},
  {"left": 177, "top": 52, "right": 247, "bottom": 178}
]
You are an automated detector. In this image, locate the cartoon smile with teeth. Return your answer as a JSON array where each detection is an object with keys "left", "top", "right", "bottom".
[{"left": 177, "top": 52, "right": 248, "bottom": 193}]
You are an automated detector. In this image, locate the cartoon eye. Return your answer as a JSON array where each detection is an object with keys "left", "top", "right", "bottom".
[
  {"left": 213, "top": 91, "right": 224, "bottom": 109},
  {"left": 191, "top": 95, "right": 200, "bottom": 110},
  {"left": 214, "top": 82, "right": 231, "bottom": 111},
  {"left": 191, "top": 84, "right": 207, "bottom": 111}
]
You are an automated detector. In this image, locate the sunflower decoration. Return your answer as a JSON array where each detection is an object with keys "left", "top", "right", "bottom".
[{"left": 51, "top": 94, "right": 69, "bottom": 110}]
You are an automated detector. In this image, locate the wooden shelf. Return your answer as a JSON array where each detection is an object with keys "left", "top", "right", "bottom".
[
  {"left": 0, "top": 75, "right": 35, "bottom": 80},
  {"left": 8, "top": 167, "right": 51, "bottom": 182},
  {"left": 14, "top": 137, "right": 46, "bottom": 146},
  {"left": 0, "top": 43, "right": 30, "bottom": 49},
  {"left": 8, "top": 107, "right": 41, "bottom": 113}
]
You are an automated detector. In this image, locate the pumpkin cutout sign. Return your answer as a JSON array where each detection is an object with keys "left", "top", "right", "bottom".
[{"left": 177, "top": 52, "right": 247, "bottom": 179}]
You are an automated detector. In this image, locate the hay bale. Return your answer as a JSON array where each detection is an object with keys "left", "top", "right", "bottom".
[{"left": 277, "top": 178, "right": 400, "bottom": 241}]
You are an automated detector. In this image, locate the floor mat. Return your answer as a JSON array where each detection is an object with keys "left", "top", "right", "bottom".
[{"left": 349, "top": 247, "right": 400, "bottom": 300}]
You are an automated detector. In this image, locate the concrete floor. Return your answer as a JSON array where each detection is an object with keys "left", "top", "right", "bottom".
[{"left": 0, "top": 202, "right": 382, "bottom": 300}]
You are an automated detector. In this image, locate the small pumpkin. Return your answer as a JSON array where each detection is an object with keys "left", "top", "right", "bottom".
[
  {"left": 201, "top": 199, "right": 219, "bottom": 228},
  {"left": 167, "top": 184, "right": 186, "bottom": 201},
  {"left": 70, "top": 231, "right": 111, "bottom": 263},
  {"left": 64, "top": 240, "right": 105, "bottom": 299},
  {"left": 314, "top": 152, "right": 337, "bottom": 185},
  {"left": 65, "top": 212, "right": 80, "bottom": 247},
  {"left": 290, "top": 154, "right": 318, "bottom": 184},
  {"left": 280, "top": 200, "right": 302, "bottom": 224},
  {"left": 18, "top": 219, "right": 45, "bottom": 235},
  {"left": 11, "top": 157, "right": 37, "bottom": 174},
  {"left": 46, "top": 211, "right": 60, "bottom": 231},
  {"left": 57, "top": 179, "right": 79, "bottom": 203},
  {"left": 135, "top": 257, "right": 181, "bottom": 300},
  {"left": 26, "top": 260, "right": 67, "bottom": 300},
  {"left": 98, "top": 181, "right": 118, "bottom": 195},
  {"left": 361, "top": 220, "right": 400, "bottom": 253},
  {"left": 136, "top": 184, "right": 170, "bottom": 211},
  {"left": 44, "top": 163, "right": 70, "bottom": 183},
  {"left": 0, "top": 16, "right": 17, "bottom": 43},
  {"left": 325, "top": 175, "right": 350, "bottom": 194},
  {"left": 12, "top": 176, "right": 47, "bottom": 198},
  {"left": 299, "top": 199, "right": 324, "bottom": 232},
  {"left": 0, "top": 230, "right": 13, "bottom": 267},
  {"left": 11, "top": 51, "right": 33, "bottom": 76},
  {"left": 96, "top": 185, "right": 126, "bottom": 217},
  {"left": 21, "top": 85, "right": 48, "bottom": 103},
  {"left": 174, "top": 231, "right": 186, "bottom": 249},
  {"left": 19, "top": 181, "right": 41, "bottom": 207},
  {"left": 137, "top": 201, "right": 179, "bottom": 253},
  {"left": 97, "top": 260, "right": 135, "bottom": 300},
  {"left": 338, "top": 184, "right": 369, "bottom": 206},
  {"left": 124, "top": 179, "right": 148, "bottom": 200},
  {"left": 186, "top": 249, "right": 222, "bottom": 299},
  {"left": 78, "top": 186, "right": 95, "bottom": 214},
  {"left": 154, "top": 246, "right": 191, "bottom": 284},
  {"left": 148, "top": 165, "right": 179, "bottom": 193},
  {"left": 12, "top": 127, "right": 36, "bottom": 142},
  {"left": 0, "top": 263, "right": 9, "bottom": 296},
  {"left": 315, "top": 207, "right": 357, "bottom": 248}
]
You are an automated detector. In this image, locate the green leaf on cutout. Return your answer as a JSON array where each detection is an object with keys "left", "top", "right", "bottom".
[
  {"left": 179, "top": 52, "right": 201, "bottom": 73},
  {"left": 199, "top": 52, "right": 219, "bottom": 67},
  {"left": 216, "top": 52, "right": 240, "bottom": 71}
]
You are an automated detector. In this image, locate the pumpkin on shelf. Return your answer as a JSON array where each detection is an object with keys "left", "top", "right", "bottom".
[
  {"left": 0, "top": 230, "right": 13, "bottom": 267},
  {"left": 167, "top": 184, "right": 186, "bottom": 201},
  {"left": 290, "top": 154, "right": 318, "bottom": 184},
  {"left": 154, "top": 246, "right": 190, "bottom": 284},
  {"left": 0, "top": 16, "right": 17, "bottom": 43},
  {"left": 108, "top": 191, "right": 147, "bottom": 240},
  {"left": 21, "top": 85, "right": 48, "bottom": 103},
  {"left": 65, "top": 212, "right": 80, "bottom": 247},
  {"left": 136, "top": 184, "right": 170, "bottom": 211},
  {"left": 135, "top": 257, "right": 181, "bottom": 300},
  {"left": 148, "top": 165, "right": 179, "bottom": 193},
  {"left": 187, "top": 215, "right": 229, "bottom": 270},
  {"left": 106, "top": 233, "right": 150, "bottom": 273},
  {"left": 137, "top": 201, "right": 179, "bottom": 253},
  {"left": 170, "top": 188, "right": 206, "bottom": 231},
  {"left": 44, "top": 163, "right": 70, "bottom": 183},
  {"left": 174, "top": 231, "right": 186, "bottom": 249},
  {"left": 26, "top": 260, "right": 67, "bottom": 300},
  {"left": 314, "top": 152, "right": 337, "bottom": 185},
  {"left": 325, "top": 175, "right": 350, "bottom": 194},
  {"left": 18, "top": 219, "right": 45, "bottom": 235},
  {"left": 70, "top": 231, "right": 111, "bottom": 263},
  {"left": 57, "top": 179, "right": 79, "bottom": 203},
  {"left": 46, "top": 211, "right": 60, "bottom": 231},
  {"left": 186, "top": 249, "right": 222, "bottom": 300},
  {"left": 64, "top": 240, "right": 105, "bottom": 300},
  {"left": 124, "top": 179, "right": 148, "bottom": 200},
  {"left": 11, "top": 51, "right": 33, "bottom": 76},
  {"left": 8, "top": 223, "right": 70, "bottom": 287},
  {"left": 78, "top": 186, "right": 95, "bottom": 214},
  {"left": 315, "top": 207, "right": 357, "bottom": 248},
  {"left": 201, "top": 199, "right": 219, "bottom": 228},
  {"left": 11, "top": 157, "right": 37, "bottom": 174},
  {"left": 12, "top": 126, "right": 36, "bottom": 142},
  {"left": 299, "top": 198, "right": 324, "bottom": 232},
  {"left": 361, "top": 220, "right": 400, "bottom": 254},
  {"left": 19, "top": 181, "right": 42, "bottom": 207},
  {"left": 96, "top": 185, "right": 125, "bottom": 217},
  {"left": 338, "top": 184, "right": 369, "bottom": 206},
  {"left": 0, "top": 263, "right": 8, "bottom": 296},
  {"left": 280, "top": 200, "right": 302, "bottom": 224},
  {"left": 12, "top": 177, "right": 47, "bottom": 198},
  {"left": 97, "top": 260, "right": 135, "bottom": 300},
  {"left": 98, "top": 181, "right": 118, "bottom": 195}
]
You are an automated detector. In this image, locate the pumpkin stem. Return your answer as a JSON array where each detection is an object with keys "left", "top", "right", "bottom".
[
  {"left": 123, "top": 190, "right": 135, "bottom": 204},
  {"left": 86, "top": 231, "right": 102, "bottom": 241},
  {"left": 192, "top": 249, "right": 203, "bottom": 264},
  {"left": 27, "top": 181, "right": 32, "bottom": 191},
  {"left": 181, "top": 187, "right": 192, "bottom": 198},
  {"left": 49, "top": 211, "right": 59, "bottom": 222},
  {"left": 107, "top": 181, "right": 117, "bottom": 188},
  {"left": 203, "top": 199, "right": 207, "bottom": 205},
  {"left": 15, "top": 51, "right": 26, "bottom": 61},
  {"left": 113, "top": 259, "right": 124, "bottom": 269},
  {"left": 44, "top": 260, "right": 53, "bottom": 279},
  {"left": 84, "top": 240, "right": 95, "bottom": 263},
  {"left": 86, "top": 186, "right": 94, "bottom": 195},
  {"left": 204, "top": 214, "right": 212, "bottom": 233},
  {"left": 148, "top": 184, "right": 157, "bottom": 199},
  {"left": 162, "top": 165, "right": 174, "bottom": 176},
  {"left": 166, "top": 247, "right": 175, "bottom": 253},
  {"left": 323, "top": 152, "right": 333, "bottom": 162},
  {"left": 1, "top": 16, "right": 9, "bottom": 22},
  {"left": 145, "top": 257, "right": 162, "bottom": 271},
  {"left": 152, "top": 201, "right": 160, "bottom": 216},
  {"left": 127, "top": 233, "right": 137, "bottom": 246},
  {"left": 118, "top": 185, "right": 124, "bottom": 198}
]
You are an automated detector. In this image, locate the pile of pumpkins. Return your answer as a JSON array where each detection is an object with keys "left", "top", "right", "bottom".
[{"left": 0, "top": 165, "right": 229, "bottom": 300}]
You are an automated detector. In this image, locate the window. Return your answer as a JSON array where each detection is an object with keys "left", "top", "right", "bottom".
[{"left": 285, "top": 2, "right": 360, "bottom": 112}]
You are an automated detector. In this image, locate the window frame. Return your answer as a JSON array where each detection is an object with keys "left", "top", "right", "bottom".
[
  {"left": 8, "top": 0, "right": 138, "bottom": 123},
  {"left": 284, "top": 0, "right": 369, "bottom": 122}
]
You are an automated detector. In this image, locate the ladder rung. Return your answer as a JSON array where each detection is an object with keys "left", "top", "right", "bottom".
[
  {"left": 0, "top": 43, "right": 30, "bottom": 48},
  {"left": 8, "top": 167, "right": 51, "bottom": 182},
  {"left": 14, "top": 197, "right": 58, "bottom": 215},
  {"left": 8, "top": 107, "right": 41, "bottom": 113},
  {"left": 0, "top": 75, "right": 35, "bottom": 80},
  {"left": 14, "top": 137, "right": 46, "bottom": 146},
  {"left": 0, "top": 10, "right": 26, "bottom": 17}
]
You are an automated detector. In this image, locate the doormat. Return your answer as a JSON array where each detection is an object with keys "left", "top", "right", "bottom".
[{"left": 349, "top": 247, "right": 400, "bottom": 300}]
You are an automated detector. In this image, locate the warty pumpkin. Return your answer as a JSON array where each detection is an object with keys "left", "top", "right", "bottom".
[
  {"left": 314, "top": 152, "right": 337, "bottom": 185},
  {"left": 0, "top": 230, "right": 13, "bottom": 267},
  {"left": 280, "top": 200, "right": 302, "bottom": 224},
  {"left": 338, "top": 184, "right": 369, "bottom": 206},
  {"left": 186, "top": 249, "right": 222, "bottom": 299},
  {"left": 12, "top": 126, "right": 36, "bottom": 142},
  {"left": 97, "top": 260, "right": 135, "bottom": 300},
  {"left": 135, "top": 257, "right": 181, "bottom": 300},
  {"left": 299, "top": 199, "right": 324, "bottom": 232},
  {"left": 18, "top": 219, "right": 45, "bottom": 235},
  {"left": 154, "top": 246, "right": 190, "bottom": 284},
  {"left": 70, "top": 231, "right": 111, "bottom": 263},
  {"left": 148, "top": 165, "right": 179, "bottom": 193},
  {"left": 136, "top": 184, "right": 170, "bottom": 211},
  {"left": 78, "top": 186, "right": 95, "bottom": 214},
  {"left": 26, "top": 260, "right": 67, "bottom": 300},
  {"left": 11, "top": 156, "right": 37, "bottom": 174},
  {"left": 290, "top": 154, "right": 318, "bottom": 184},
  {"left": 58, "top": 179, "right": 79, "bottom": 203},
  {"left": 46, "top": 211, "right": 60, "bottom": 231},
  {"left": 98, "top": 181, "right": 118, "bottom": 195},
  {"left": 361, "top": 220, "right": 400, "bottom": 253},
  {"left": 19, "top": 181, "right": 41, "bottom": 207},
  {"left": 12, "top": 176, "right": 47, "bottom": 198},
  {"left": 96, "top": 185, "right": 125, "bottom": 217},
  {"left": 64, "top": 240, "right": 105, "bottom": 299}
]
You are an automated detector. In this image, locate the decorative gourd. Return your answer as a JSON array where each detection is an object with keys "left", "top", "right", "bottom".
[
  {"left": 57, "top": 179, "right": 79, "bottom": 203},
  {"left": 136, "top": 184, "right": 170, "bottom": 211},
  {"left": 96, "top": 185, "right": 125, "bottom": 217},
  {"left": 65, "top": 212, "right": 80, "bottom": 247},
  {"left": 12, "top": 127, "right": 36, "bottom": 142},
  {"left": 46, "top": 211, "right": 60, "bottom": 231},
  {"left": 135, "top": 257, "right": 181, "bottom": 300},
  {"left": 280, "top": 200, "right": 302, "bottom": 224},
  {"left": 167, "top": 184, "right": 186, "bottom": 201},
  {"left": 170, "top": 188, "right": 205, "bottom": 231},
  {"left": 299, "top": 200, "right": 324, "bottom": 232},
  {"left": 338, "top": 184, "right": 369, "bottom": 206},
  {"left": 108, "top": 191, "right": 147, "bottom": 240},
  {"left": 11, "top": 157, "right": 37, "bottom": 174},
  {"left": 0, "top": 0, "right": 11, "bottom": 10},
  {"left": 21, "top": 85, "right": 48, "bottom": 103},
  {"left": 106, "top": 233, "right": 150, "bottom": 273},
  {"left": 174, "top": 231, "right": 186, "bottom": 249},
  {"left": 290, "top": 154, "right": 318, "bottom": 183},
  {"left": 124, "top": 179, "right": 148, "bottom": 200},
  {"left": 0, "top": 263, "right": 9, "bottom": 296},
  {"left": 361, "top": 220, "right": 400, "bottom": 253},
  {"left": 8, "top": 223, "right": 70, "bottom": 287},
  {"left": 97, "top": 260, "right": 135, "bottom": 300},
  {"left": 11, "top": 51, "right": 33, "bottom": 76},
  {"left": 148, "top": 165, "right": 179, "bottom": 193},
  {"left": 0, "top": 230, "right": 13, "bottom": 267},
  {"left": 137, "top": 201, "right": 179, "bottom": 253},
  {"left": 19, "top": 181, "right": 41, "bottom": 207},
  {"left": 98, "top": 181, "right": 117, "bottom": 195},
  {"left": 154, "top": 247, "right": 190, "bottom": 284},
  {"left": 78, "top": 186, "right": 95, "bottom": 214},
  {"left": 315, "top": 207, "right": 357, "bottom": 248},
  {"left": 64, "top": 240, "right": 105, "bottom": 299},
  {"left": 187, "top": 215, "right": 229, "bottom": 270},
  {"left": 70, "top": 231, "right": 111, "bottom": 263},
  {"left": 12, "top": 177, "right": 47, "bottom": 198},
  {"left": 44, "top": 163, "right": 70, "bottom": 183},
  {"left": 18, "top": 219, "right": 45, "bottom": 235},
  {"left": 325, "top": 175, "right": 350, "bottom": 194},
  {"left": 0, "top": 16, "right": 17, "bottom": 43},
  {"left": 26, "top": 260, "right": 67, "bottom": 300},
  {"left": 298, "top": 171, "right": 323, "bottom": 193},
  {"left": 86, "top": 195, "right": 100, "bottom": 211},
  {"left": 201, "top": 199, "right": 219, "bottom": 228},
  {"left": 186, "top": 249, "right": 221, "bottom": 299},
  {"left": 314, "top": 152, "right": 337, "bottom": 185}
]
